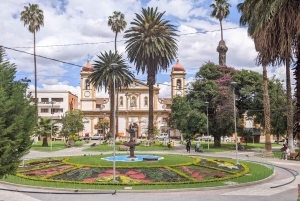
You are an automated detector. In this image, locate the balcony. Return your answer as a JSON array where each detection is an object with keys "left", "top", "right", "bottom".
[{"left": 37, "top": 101, "right": 60, "bottom": 107}]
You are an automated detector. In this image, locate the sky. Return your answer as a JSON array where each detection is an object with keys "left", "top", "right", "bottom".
[{"left": 0, "top": 0, "right": 290, "bottom": 100}]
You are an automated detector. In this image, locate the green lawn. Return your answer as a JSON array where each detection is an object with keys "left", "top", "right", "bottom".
[
  {"left": 67, "top": 154, "right": 194, "bottom": 167},
  {"left": 30, "top": 141, "right": 84, "bottom": 152}
]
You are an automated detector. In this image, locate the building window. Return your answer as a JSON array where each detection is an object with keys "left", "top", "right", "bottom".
[
  {"left": 41, "top": 108, "right": 48, "bottom": 113},
  {"left": 176, "top": 79, "right": 182, "bottom": 89},
  {"left": 131, "top": 96, "right": 137, "bottom": 107},
  {"left": 51, "top": 98, "right": 63, "bottom": 102},
  {"left": 41, "top": 98, "right": 49, "bottom": 102},
  {"left": 144, "top": 96, "right": 148, "bottom": 106},
  {"left": 51, "top": 108, "right": 63, "bottom": 114},
  {"left": 119, "top": 96, "right": 123, "bottom": 107},
  {"left": 85, "top": 79, "right": 90, "bottom": 90},
  {"left": 162, "top": 117, "right": 167, "bottom": 123}
]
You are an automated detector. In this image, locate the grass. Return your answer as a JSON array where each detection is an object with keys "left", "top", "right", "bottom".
[
  {"left": 30, "top": 141, "right": 84, "bottom": 152},
  {"left": 67, "top": 154, "right": 194, "bottom": 167},
  {"left": 2, "top": 157, "right": 273, "bottom": 190},
  {"left": 189, "top": 141, "right": 282, "bottom": 152}
]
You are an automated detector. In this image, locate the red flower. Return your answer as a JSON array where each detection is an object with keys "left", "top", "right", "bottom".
[
  {"left": 105, "top": 170, "right": 120, "bottom": 174},
  {"left": 129, "top": 174, "right": 146, "bottom": 179},
  {"left": 126, "top": 170, "right": 139, "bottom": 175},
  {"left": 83, "top": 178, "right": 96, "bottom": 183},
  {"left": 191, "top": 172, "right": 199, "bottom": 178}
]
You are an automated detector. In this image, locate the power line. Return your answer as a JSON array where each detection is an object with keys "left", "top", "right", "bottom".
[{"left": 7, "top": 27, "right": 243, "bottom": 49}]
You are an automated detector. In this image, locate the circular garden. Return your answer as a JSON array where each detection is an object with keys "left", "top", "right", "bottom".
[{"left": 5, "top": 154, "right": 274, "bottom": 190}]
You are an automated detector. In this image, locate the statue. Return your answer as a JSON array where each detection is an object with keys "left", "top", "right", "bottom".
[
  {"left": 124, "top": 123, "right": 140, "bottom": 159},
  {"left": 217, "top": 40, "right": 228, "bottom": 66}
]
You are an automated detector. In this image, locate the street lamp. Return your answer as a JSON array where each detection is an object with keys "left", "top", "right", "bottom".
[
  {"left": 50, "top": 101, "right": 54, "bottom": 151},
  {"left": 21, "top": 77, "right": 31, "bottom": 97},
  {"left": 205, "top": 101, "right": 209, "bottom": 150},
  {"left": 111, "top": 63, "right": 118, "bottom": 182},
  {"left": 230, "top": 81, "right": 239, "bottom": 165}
]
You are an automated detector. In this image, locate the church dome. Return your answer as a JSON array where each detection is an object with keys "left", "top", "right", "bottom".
[
  {"left": 172, "top": 59, "right": 185, "bottom": 71},
  {"left": 82, "top": 60, "right": 94, "bottom": 72}
]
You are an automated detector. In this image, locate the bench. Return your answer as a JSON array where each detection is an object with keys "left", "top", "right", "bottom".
[
  {"left": 90, "top": 143, "right": 96, "bottom": 147},
  {"left": 143, "top": 158, "right": 158, "bottom": 161},
  {"left": 119, "top": 145, "right": 129, "bottom": 151},
  {"left": 65, "top": 143, "right": 71, "bottom": 148},
  {"left": 288, "top": 152, "right": 300, "bottom": 160}
]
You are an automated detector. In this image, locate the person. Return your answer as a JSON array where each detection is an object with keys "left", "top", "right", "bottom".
[
  {"left": 237, "top": 142, "right": 244, "bottom": 151},
  {"left": 195, "top": 142, "right": 200, "bottom": 152},
  {"left": 280, "top": 143, "right": 287, "bottom": 152},
  {"left": 281, "top": 146, "right": 291, "bottom": 160},
  {"left": 186, "top": 139, "right": 191, "bottom": 153}
]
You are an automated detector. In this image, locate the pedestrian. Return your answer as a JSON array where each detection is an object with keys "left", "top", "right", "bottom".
[
  {"left": 186, "top": 139, "right": 191, "bottom": 153},
  {"left": 281, "top": 145, "right": 290, "bottom": 160}
]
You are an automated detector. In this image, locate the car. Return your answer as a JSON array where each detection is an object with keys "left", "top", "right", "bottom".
[
  {"left": 90, "top": 134, "right": 104, "bottom": 140},
  {"left": 140, "top": 133, "right": 148, "bottom": 138},
  {"left": 199, "top": 136, "right": 212, "bottom": 142},
  {"left": 221, "top": 136, "right": 231, "bottom": 142},
  {"left": 156, "top": 133, "right": 169, "bottom": 140}
]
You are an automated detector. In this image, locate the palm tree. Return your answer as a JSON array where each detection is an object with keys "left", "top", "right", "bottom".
[
  {"left": 108, "top": 11, "right": 127, "bottom": 53},
  {"left": 108, "top": 11, "right": 127, "bottom": 137},
  {"left": 88, "top": 51, "right": 134, "bottom": 135},
  {"left": 210, "top": 0, "right": 231, "bottom": 66},
  {"left": 124, "top": 7, "right": 178, "bottom": 141},
  {"left": 35, "top": 117, "right": 55, "bottom": 147},
  {"left": 20, "top": 4, "right": 44, "bottom": 107},
  {"left": 237, "top": 0, "right": 299, "bottom": 152}
]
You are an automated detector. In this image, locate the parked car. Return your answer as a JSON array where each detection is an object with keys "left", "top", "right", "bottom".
[
  {"left": 199, "top": 136, "right": 212, "bottom": 142},
  {"left": 221, "top": 136, "right": 231, "bottom": 142},
  {"left": 90, "top": 134, "right": 104, "bottom": 140},
  {"left": 156, "top": 133, "right": 169, "bottom": 140},
  {"left": 140, "top": 133, "right": 148, "bottom": 138}
]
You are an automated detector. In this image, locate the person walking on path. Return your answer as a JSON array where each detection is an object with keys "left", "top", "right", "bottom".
[{"left": 186, "top": 139, "right": 191, "bottom": 153}]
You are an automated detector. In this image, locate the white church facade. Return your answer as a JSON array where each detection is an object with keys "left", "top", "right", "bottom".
[{"left": 80, "top": 60, "right": 186, "bottom": 139}]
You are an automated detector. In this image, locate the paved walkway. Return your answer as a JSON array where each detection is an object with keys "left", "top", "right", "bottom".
[{"left": 0, "top": 141, "right": 299, "bottom": 201}]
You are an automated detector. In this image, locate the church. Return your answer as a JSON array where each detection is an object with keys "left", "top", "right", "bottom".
[{"left": 80, "top": 59, "right": 186, "bottom": 139}]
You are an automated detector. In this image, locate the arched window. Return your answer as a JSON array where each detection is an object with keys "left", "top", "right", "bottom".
[
  {"left": 131, "top": 96, "right": 137, "bottom": 107},
  {"left": 176, "top": 79, "right": 182, "bottom": 89},
  {"left": 144, "top": 96, "right": 148, "bottom": 106},
  {"left": 119, "top": 96, "right": 123, "bottom": 107},
  {"left": 85, "top": 79, "right": 90, "bottom": 90}
]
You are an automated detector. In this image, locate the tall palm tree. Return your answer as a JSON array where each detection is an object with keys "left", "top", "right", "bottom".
[
  {"left": 237, "top": 0, "right": 299, "bottom": 151},
  {"left": 88, "top": 51, "right": 134, "bottom": 135},
  {"left": 210, "top": 0, "right": 231, "bottom": 66},
  {"left": 108, "top": 11, "right": 127, "bottom": 137},
  {"left": 108, "top": 11, "right": 127, "bottom": 53},
  {"left": 20, "top": 3, "right": 44, "bottom": 107},
  {"left": 124, "top": 7, "right": 178, "bottom": 141}
]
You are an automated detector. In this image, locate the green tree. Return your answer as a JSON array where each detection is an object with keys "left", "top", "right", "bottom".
[
  {"left": 61, "top": 110, "right": 86, "bottom": 144},
  {"left": 35, "top": 117, "right": 56, "bottom": 147},
  {"left": 0, "top": 47, "right": 36, "bottom": 178},
  {"left": 108, "top": 11, "right": 127, "bottom": 53},
  {"left": 210, "top": 0, "right": 231, "bottom": 41},
  {"left": 237, "top": 0, "right": 297, "bottom": 152},
  {"left": 20, "top": 3, "right": 44, "bottom": 105},
  {"left": 124, "top": 7, "right": 178, "bottom": 140},
  {"left": 108, "top": 11, "right": 127, "bottom": 138},
  {"left": 89, "top": 51, "right": 134, "bottom": 135}
]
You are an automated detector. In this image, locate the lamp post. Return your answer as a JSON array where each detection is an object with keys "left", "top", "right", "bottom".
[
  {"left": 50, "top": 101, "right": 54, "bottom": 151},
  {"left": 231, "top": 81, "right": 239, "bottom": 165},
  {"left": 21, "top": 77, "right": 31, "bottom": 97},
  {"left": 205, "top": 101, "right": 209, "bottom": 150},
  {"left": 111, "top": 63, "right": 118, "bottom": 182}
]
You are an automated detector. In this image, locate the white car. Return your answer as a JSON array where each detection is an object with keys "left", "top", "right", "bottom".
[
  {"left": 156, "top": 133, "right": 169, "bottom": 140},
  {"left": 90, "top": 134, "right": 104, "bottom": 140},
  {"left": 221, "top": 136, "right": 231, "bottom": 142}
]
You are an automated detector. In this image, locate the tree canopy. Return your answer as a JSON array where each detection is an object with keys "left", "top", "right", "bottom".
[{"left": 0, "top": 47, "right": 36, "bottom": 178}]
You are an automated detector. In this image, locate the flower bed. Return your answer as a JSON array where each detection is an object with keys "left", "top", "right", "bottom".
[{"left": 16, "top": 156, "right": 249, "bottom": 185}]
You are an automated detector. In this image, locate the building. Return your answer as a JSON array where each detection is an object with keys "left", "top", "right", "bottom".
[
  {"left": 28, "top": 90, "right": 78, "bottom": 123},
  {"left": 80, "top": 59, "right": 186, "bottom": 138}
]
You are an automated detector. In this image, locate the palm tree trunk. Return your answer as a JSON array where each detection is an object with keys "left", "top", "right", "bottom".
[
  {"left": 114, "top": 32, "right": 118, "bottom": 53},
  {"left": 262, "top": 65, "right": 272, "bottom": 155},
  {"left": 109, "top": 87, "right": 115, "bottom": 137},
  {"left": 147, "top": 67, "right": 155, "bottom": 142},
  {"left": 286, "top": 59, "right": 294, "bottom": 152},
  {"left": 219, "top": 19, "right": 223, "bottom": 41},
  {"left": 34, "top": 31, "right": 38, "bottom": 116},
  {"left": 42, "top": 137, "right": 48, "bottom": 147},
  {"left": 295, "top": 50, "right": 300, "bottom": 147}
]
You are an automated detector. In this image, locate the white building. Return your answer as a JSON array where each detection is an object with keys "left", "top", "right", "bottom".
[
  {"left": 80, "top": 59, "right": 187, "bottom": 138},
  {"left": 28, "top": 90, "right": 78, "bottom": 122}
]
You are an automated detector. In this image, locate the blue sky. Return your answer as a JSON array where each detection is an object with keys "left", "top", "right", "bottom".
[{"left": 0, "top": 0, "right": 288, "bottom": 99}]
